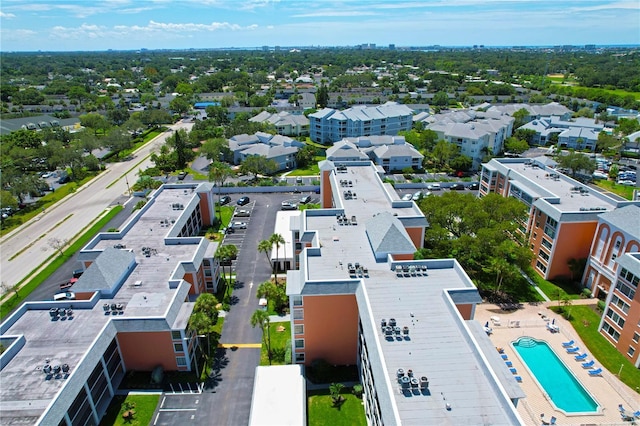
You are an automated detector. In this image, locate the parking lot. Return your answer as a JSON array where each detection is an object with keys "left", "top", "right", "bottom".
[{"left": 152, "top": 393, "right": 202, "bottom": 425}]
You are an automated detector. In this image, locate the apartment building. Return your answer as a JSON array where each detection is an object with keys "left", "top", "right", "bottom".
[
  {"left": 285, "top": 161, "right": 525, "bottom": 425},
  {"left": 309, "top": 102, "right": 413, "bottom": 144},
  {"left": 228, "top": 132, "right": 303, "bottom": 171},
  {"left": 518, "top": 116, "right": 603, "bottom": 150},
  {"left": 326, "top": 135, "right": 424, "bottom": 171},
  {"left": 249, "top": 111, "right": 310, "bottom": 137},
  {"left": 0, "top": 183, "right": 220, "bottom": 425},
  {"left": 582, "top": 206, "right": 640, "bottom": 365},
  {"left": 480, "top": 158, "right": 640, "bottom": 280},
  {"left": 417, "top": 109, "right": 514, "bottom": 169}
]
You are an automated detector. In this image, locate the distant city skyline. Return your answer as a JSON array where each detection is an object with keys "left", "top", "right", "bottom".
[{"left": 0, "top": 0, "right": 639, "bottom": 52}]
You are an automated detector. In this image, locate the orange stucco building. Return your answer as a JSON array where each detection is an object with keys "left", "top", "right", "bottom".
[
  {"left": 286, "top": 161, "right": 525, "bottom": 425},
  {"left": 583, "top": 205, "right": 640, "bottom": 366},
  {"left": 0, "top": 182, "right": 221, "bottom": 425},
  {"left": 480, "top": 157, "right": 639, "bottom": 281}
]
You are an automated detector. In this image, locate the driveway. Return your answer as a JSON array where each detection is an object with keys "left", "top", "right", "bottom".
[{"left": 193, "top": 192, "right": 296, "bottom": 425}]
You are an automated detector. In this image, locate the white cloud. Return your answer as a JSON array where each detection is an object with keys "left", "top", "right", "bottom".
[
  {"left": 292, "top": 10, "right": 378, "bottom": 18},
  {"left": 0, "top": 11, "right": 16, "bottom": 18}
]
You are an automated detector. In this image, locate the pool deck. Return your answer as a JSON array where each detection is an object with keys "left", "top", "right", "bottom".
[{"left": 475, "top": 299, "right": 640, "bottom": 426}]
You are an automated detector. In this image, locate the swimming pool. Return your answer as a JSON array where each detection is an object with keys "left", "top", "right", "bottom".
[{"left": 512, "top": 337, "right": 599, "bottom": 414}]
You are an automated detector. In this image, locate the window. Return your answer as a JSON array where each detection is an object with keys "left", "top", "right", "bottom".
[
  {"left": 294, "top": 325, "right": 304, "bottom": 335},
  {"left": 606, "top": 308, "right": 625, "bottom": 328},
  {"left": 536, "top": 261, "right": 547, "bottom": 274},
  {"left": 295, "top": 339, "right": 305, "bottom": 349},
  {"left": 541, "top": 239, "right": 552, "bottom": 250},
  {"left": 538, "top": 249, "right": 550, "bottom": 262},
  {"left": 633, "top": 332, "right": 639, "bottom": 344},
  {"left": 616, "top": 280, "right": 636, "bottom": 300},
  {"left": 176, "top": 357, "right": 187, "bottom": 366},
  {"left": 293, "top": 309, "right": 304, "bottom": 320},
  {"left": 602, "top": 322, "right": 620, "bottom": 341},
  {"left": 533, "top": 232, "right": 537, "bottom": 239},
  {"left": 171, "top": 331, "right": 182, "bottom": 340},
  {"left": 295, "top": 353, "right": 305, "bottom": 363},
  {"left": 292, "top": 295, "right": 303, "bottom": 306},
  {"left": 628, "top": 347, "right": 635, "bottom": 357},
  {"left": 173, "top": 343, "right": 184, "bottom": 352},
  {"left": 611, "top": 295, "right": 631, "bottom": 314}
]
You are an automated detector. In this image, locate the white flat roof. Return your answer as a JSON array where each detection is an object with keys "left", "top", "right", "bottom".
[{"left": 249, "top": 365, "right": 306, "bottom": 426}]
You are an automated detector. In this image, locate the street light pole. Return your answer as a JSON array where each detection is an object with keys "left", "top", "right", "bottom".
[{"left": 124, "top": 174, "right": 131, "bottom": 196}]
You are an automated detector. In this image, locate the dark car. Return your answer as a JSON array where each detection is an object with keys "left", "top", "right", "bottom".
[
  {"left": 299, "top": 195, "right": 312, "bottom": 204},
  {"left": 468, "top": 182, "right": 480, "bottom": 190},
  {"left": 219, "top": 196, "right": 231, "bottom": 205},
  {"left": 237, "top": 196, "right": 250, "bottom": 206},
  {"left": 450, "top": 183, "right": 465, "bottom": 190},
  {"left": 58, "top": 175, "right": 70, "bottom": 184}
]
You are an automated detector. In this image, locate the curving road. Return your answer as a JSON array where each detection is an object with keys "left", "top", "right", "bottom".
[{"left": 0, "top": 121, "right": 193, "bottom": 297}]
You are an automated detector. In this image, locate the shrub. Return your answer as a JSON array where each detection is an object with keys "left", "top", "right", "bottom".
[
  {"left": 597, "top": 300, "right": 605, "bottom": 312},
  {"left": 581, "top": 288, "right": 592, "bottom": 298},
  {"left": 133, "top": 200, "right": 147, "bottom": 211},
  {"left": 352, "top": 384, "right": 363, "bottom": 398}
]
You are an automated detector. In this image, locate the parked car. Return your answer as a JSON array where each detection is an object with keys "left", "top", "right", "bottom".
[
  {"left": 299, "top": 195, "right": 312, "bottom": 204},
  {"left": 221, "top": 226, "right": 235, "bottom": 234},
  {"left": 72, "top": 269, "right": 84, "bottom": 278},
  {"left": 53, "top": 291, "right": 76, "bottom": 301},
  {"left": 401, "top": 193, "right": 413, "bottom": 201},
  {"left": 231, "top": 221, "right": 247, "bottom": 229},
  {"left": 468, "top": 182, "right": 480, "bottom": 190},
  {"left": 296, "top": 177, "right": 303, "bottom": 184},
  {"left": 281, "top": 201, "right": 298, "bottom": 210},
  {"left": 412, "top": 191, "right": 422, "bottom": 201},
  {"left": 450, "top": 183, "right": 465, "bottom": 190},
  {"left": 58, "top": 175, "right": 70, "bottom": 184},
  {"left": 219, "top": 196, "right": 231, "bottom": 205},
  {"left": 234, "top": 209, "right": 250, "bottom": 217},
  {"left": 427, "top": 183, "right": 441, "bottom": 191},
  {"left": 177, "top": 171, "right": 188, "bottom": 180},
  {"left": 237, "top": 196, "right": 250, "bottom": 206}
]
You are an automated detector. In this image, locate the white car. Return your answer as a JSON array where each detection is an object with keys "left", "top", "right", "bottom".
[
  {"left": 230, "top": 221, "right": 247, "bottom": 229},
  {"left": 412, "top": 191, "right": 422, "bottom": 201},
  {"left": 401, "top": 193, "right": 412, "bottom": 201},
  {"left": 234, "top": 209, "right": 250, "bottom": 217},
  {"left": 281, "top": 201, "right": 298, "bottom": 210},
  {"left": 427, "top": 183, "right": 441, "bottom": 191},
  {"left": 53, "top": 291, "right": 76, "bottom": 301}
]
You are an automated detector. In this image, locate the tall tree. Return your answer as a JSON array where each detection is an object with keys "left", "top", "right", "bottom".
[
  {"left": 208, "top": 161, "right": 233, "bottom": 222},
  {"left": 240, "top": 155, "right": 278, "bottom": 179},
  {"left": 269, "top": 233, "right": 286, "bottom": 283},
  {"left": 250, "top": 309, "right": 272, "bottom": 365},
  {"left": 555, "top": 150, "right": 596, "bottom": 179},
  {"left": 258, "top": 239, "right": 274, "bottom": 275}
]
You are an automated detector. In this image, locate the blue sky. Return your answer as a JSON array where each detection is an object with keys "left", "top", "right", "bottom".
[{"left": 0, "top": 0, "right": 638, "bottom": 52}]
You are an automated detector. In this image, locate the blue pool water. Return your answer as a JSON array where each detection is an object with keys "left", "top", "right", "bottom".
[{"left": 512, "top": 337, "right": 599, "bottom": 413}]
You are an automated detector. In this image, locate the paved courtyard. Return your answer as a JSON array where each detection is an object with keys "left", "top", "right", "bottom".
[{"left": 474, "top": 300, "right": 640, "bottom": 425}]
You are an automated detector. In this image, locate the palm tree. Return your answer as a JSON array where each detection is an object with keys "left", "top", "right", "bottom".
[
  {"left": 208, "top": 161, "right": 232, "bottom": 223},
  {"left": 258, "top": 239, "right": 273, "bottom": 276},
  {"left": 215, "top": 244, "right": 237, "bottom": 298},
  {"left": 269, "top": 233, "right": 286, "bottom": 283},
  {"left": 250, "top": 309, "right": 272, "bottom": 365}
]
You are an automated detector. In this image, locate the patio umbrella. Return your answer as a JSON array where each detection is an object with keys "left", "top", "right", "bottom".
[
  {"left": 484, "top": 321, "right": 489, "bottom": 328},
  {"left": 551, "top": 319, "right": 555, "bottom": 325}
]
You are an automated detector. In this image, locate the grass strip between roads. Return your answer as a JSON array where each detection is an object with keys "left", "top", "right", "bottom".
[{"left": 0, "top": 205, "right": 123, "bottom": 319}]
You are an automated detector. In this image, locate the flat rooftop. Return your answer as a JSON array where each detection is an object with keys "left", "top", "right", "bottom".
[
  {"left": 0, "top": 185, "right": 210, "bottom": 422},
  {"left": 483, "top": 158, "right": 636, "bottom": 219},
  {"left": 362, "top": 263, "right": 522, "bottom": 424}
]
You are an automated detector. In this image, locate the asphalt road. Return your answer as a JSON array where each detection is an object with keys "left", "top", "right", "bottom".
[
  {"left": 152, "top": 192, "right": 299, "bottom": 425},
  {"left": 0, "top": 121, "right": 193, "bottom": 297}
]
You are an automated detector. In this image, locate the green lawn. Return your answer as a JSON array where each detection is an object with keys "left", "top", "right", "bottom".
[
  {"left": 307, "top": 389, "right": 367, "bottom": 426},
  {"left": 550, "top": 305, "right": 640, "bottom": 392},
  {"left": 287, "top": 156, "right": 325, "bottom": 176},
  {"left": 594, "top": 180, "right": 635, "bottom": 200},
  {"left": 99, "top": 394, "right": 160, "bottom": 426},
  {"left": 260, "top": 321, "right": 290, "bottom": 366},
  {"left": 528, "top": 270, "right": 582, "bottom": 301}
]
